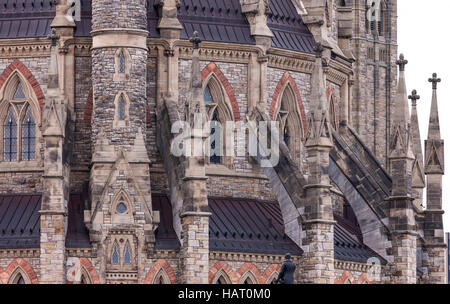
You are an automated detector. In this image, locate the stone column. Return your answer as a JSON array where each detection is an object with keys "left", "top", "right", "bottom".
[
  {"left": 179, "top": 34, "right": 211, "bottom": 284},
  {"left": 422, "top": 73, "right": 446, "bottom": 284},
  {"left": 40, "top": 30, "right": 69, "bottom": 284},
  {"left": 387, "top": 55, "right": 417, "bottom": 284},
  {"left": 300, "top": 43, "right": 335, "bottom": 284}
]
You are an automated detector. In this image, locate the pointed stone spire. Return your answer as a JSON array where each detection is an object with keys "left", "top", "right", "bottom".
[
  {"left": 305, "top": 42, "right": 332, "bottom": 147},
  {"left": 390, "top": 54, "right": 414, "bottom": 161},
  {"left": 425, "top": 73, "right": 445, "bottom": 205},
  {"left": 409, "top": 90, "right": 425, "bottom": 208},
  {"left": 47, "top": 28, "right": 60, "bottom": 92},
  {"left": 427, "top": 73, "right": 442, "bottom": 140}
]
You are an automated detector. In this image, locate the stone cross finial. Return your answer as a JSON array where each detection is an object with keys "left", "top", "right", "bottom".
[
  {"left": 408, "top": 90, "right": 420, "bottom": 106},
  {"left": 396, "top": 54, "right": 408, "bottom": 71},
  {"left": 313, "top": 43, "right": 324, "bottom": 58},
  {"left": 429, "top": 73, "right": 441, "bottom": 90},
  {"left": 47, "top": 28, "right": 60, "bottom": 46},
  {"left": 189, "top": 31, "right": 202, "bottom": 49}
]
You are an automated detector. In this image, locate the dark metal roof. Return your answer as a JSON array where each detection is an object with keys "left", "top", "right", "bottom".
[
  {"left": 209, "top": 197, "right": 302, "bottom": 255},
  {"left": 334, "top": 213, "right": 387, "bottom": 265},
  {"left": 267, "top": 0, "right": 315, "bottom": 53},
  {"left": 0, "top": 0, "right": 315, "bottom": 54},
  {"left": 66, "top": 193, "right": 91, "bottom": 249},
  {"left": 0, "top": 193, "right": 387, "bottom": 265},
  {"left": 0, "top": 194, "right": 40, "bottom": 249},
  {"left": 178, "top": 0, "right": 255, "bottom": 45},
  {"left": 0, "top": 0, "right": 54, "bottom": 39},
  {"left": 152, "top": 194, "right": 180, "bottom": 250}
]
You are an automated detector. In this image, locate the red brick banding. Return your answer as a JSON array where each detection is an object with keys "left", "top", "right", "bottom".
[
  {"left": 269, "top": 71, "right": 307, "bottom": 135},
  {"left": 259, "top": 264, "right": 281, "bottom": 284},
  {"left": 0, "top": 60, "right": 45, "bottom": 117},
  {"left": 335, "top": 271, "right": 355, "bottom": 284},
  {"left": 1, "top": 258, "right": 38, "bottom": 284},
  {"left": 80, "top": 258, "right": 100, "bottom": 284},
  {"left": 201, "top": 62, "right": 241, "bottom": 122},
  {"left": 209, "top": 261, "right": 239, "bottom": 284},
  {"left": 358, "top": 273, "right": 372, "bottom": 284},
  {"left": 84, "top": 90, "right": 93, "bottom": 123},
  {"left": 144, "top": 259, "right": 177, "bottom": 284},
  {"left": 236, "top": 262, "right": 261, "bottom": 283}
]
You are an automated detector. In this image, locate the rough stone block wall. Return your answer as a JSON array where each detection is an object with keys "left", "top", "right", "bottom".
[
  {"left": 92, "top": 0, "right": 147, "bottom": 31},
  {"left": 92, "top": 48, "right": 147, "bottom": 146}
]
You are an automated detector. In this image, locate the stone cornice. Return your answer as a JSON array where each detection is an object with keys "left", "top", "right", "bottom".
[
  {"left": 209, "top": 251, "right": 300, "bottom": 264},
  {"left": 334, "top": 260, "right": 385, "bottom": 273},
  {"left": 0, "top": 248, "right": 40, "bottom": 258},
  {"left": 0, "top": 38, "right": 51, "bottom": 58}
]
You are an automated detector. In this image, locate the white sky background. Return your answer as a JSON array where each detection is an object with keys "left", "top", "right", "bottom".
[{"left": 397, "top": 0, "right": 450, "bottom": 231}]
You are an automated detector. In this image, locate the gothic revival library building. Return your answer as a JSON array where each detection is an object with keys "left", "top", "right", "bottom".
[{"left": 0, "top": 0, "right": 446, "bottom": 284}]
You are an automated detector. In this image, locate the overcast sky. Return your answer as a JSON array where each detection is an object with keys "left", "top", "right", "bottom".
[{"left": 397, "top": 0, "right": 450, "bottom": 231}]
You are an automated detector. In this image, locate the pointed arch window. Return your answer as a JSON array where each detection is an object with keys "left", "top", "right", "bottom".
[
  {"left": 210, "top": 110, "right": 221, "bottom": 164},
  {"left": 329, "top": 97, "right": 338, "bottom": 130},
  {"left": 119, "top": 52, "right": 125, "bottom": 74},
  {"left": 22, "top": 106, "right": 36, "bottom": 160},
  {"left": 123, "top": 241, "right": 132, "bottom": 265},
  {"left": 112, "top": 242, "right": 120, "bottom": 265},
  {"left": 203, "top": 76, "right": 235, "bottom": 167},
  {"left": 216, "top": 276, "right": 228, "bottom": 284},
  {"left": 4, "top": 106, "right": 17, "bottom": 162},
  {"left": 119, "top": 97, "right": 125, "bottom": 121},
  {"left": 274, "top": 84, "right": 304, "bottom": 167},
  {"left": 1, "top": 76, "right": 39, "bottom": 163}
]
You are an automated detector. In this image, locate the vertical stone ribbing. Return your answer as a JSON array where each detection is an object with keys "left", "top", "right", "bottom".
[
  {"left": 89, "top": 0, "right": 153, "bottom": 284},
  {"left": 387, "top": 55, "right": 417, "bottom": 284},
  {"left": 422, "top": 73, "right": 446, "bottom": 284},
  {"left": 300, "top": 44, "right": 335, "bottom": 284}
]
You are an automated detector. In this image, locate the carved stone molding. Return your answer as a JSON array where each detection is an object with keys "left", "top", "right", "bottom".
[
  {"left": 0, "top": 249, "right": 40, "bottom": 258},
  {"left": 209, "top": 251, "right": 299, "bottom": 264}
]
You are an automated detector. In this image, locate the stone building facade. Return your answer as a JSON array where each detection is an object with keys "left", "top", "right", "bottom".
[{"left": 0, "top": 0, "right": 446, "bottom": 284}]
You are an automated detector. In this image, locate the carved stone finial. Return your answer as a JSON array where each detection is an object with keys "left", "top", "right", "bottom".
[
  {"left": 408, "top": 90, "right": 420, "bottom": 106},
  {"left": 189, "top": 31, "right": 202, "bottom": 49},
  {"left": 396, "top": 54, "right": 408, "bottom": 72},
  {"left": 47, "top": 28, "right": 60, "bottom": 47},
  {"left": 429, "top": 73, "right": 441, "bottom": 90},
  {"left": 313, "top": 43, "right": 324, "bottom": 58}
]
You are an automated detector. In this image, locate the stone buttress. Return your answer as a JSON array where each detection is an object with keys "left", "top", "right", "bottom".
[
  {"left": 422, "top": 73, "right": 446, "bottom": 284},
  {"left": 85, "top": 0, "right": 156, "bottom": 284}
]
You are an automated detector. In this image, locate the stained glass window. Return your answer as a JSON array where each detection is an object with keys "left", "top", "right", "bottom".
[
  {"left": 204, "top": 86, "right": 213, "bottom": 103},
  {"left": 210, "top": 110, "right": 221, "bottom": 164},
  {"left": 14, "top": 82, "right": 26, "bottom": 100},
  {"left": 22, "top": 107, "right": 36, "bottom": 160},
  {"left": 119, "top": 97, "right": 125, "bottom": 121},
  {"left": 4, "top": 107, "right": 17, "bottom": 162},
  {"left": 124, "top": 241, "right": 131, "bottom": 265},
  {"left": 119, "top": 53, "right": 125, "bottom": 74},
  {"left": 283, "top": 124, "right": 290, "bottom": 146},
  {"left": 112, "top": 242, "right": 119, "bottom": 265}
]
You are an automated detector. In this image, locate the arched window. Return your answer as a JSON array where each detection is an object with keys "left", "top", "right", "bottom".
[
  {"left": 119, "top": 52, "right": 125, "bottom": 74},
  {"left": 112, "top": 242, "right": 120, "bottom": 265},
  {"left": 240, "top": 272, "right": 258, "bottom": 284},
  {"left": 209, "top": 109, "right": 221, "bottom": 164},
  {"left": 16, "top": 275, "right": 25, "bottom": 284},
  {"left": 203, "top": 76, "right": 235, "bottom": 167},
  {"left": 153, "top": 269, "right": 170, "bottom": 284},
  {"left": 1, "top": 75, "right": 39, "bottom": 163},
  {"left": 114, "top": 48, "right": 131, "bottom": 81},
  {"left": 3, "top": 106, "right": 17, "bottom": 161},
  {"left": 216, "top": 276, "right": 228, "bottom": 284},
  {"left": 8, "top": 268, "right": 31, "bottom": 284},
  {"left": 22, "top": 106, "right": 36, "bottom": 160},
  {"left": 113, "top": 92, "right": 130, "bottom": 128},
  {"left": 123, "top": 241, "right": 132, "bottom": 265},
  {"left": 274, "top": 84, "right": 304, "bottom": 166}
]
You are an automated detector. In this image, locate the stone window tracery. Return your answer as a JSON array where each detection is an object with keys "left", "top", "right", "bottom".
[
  {"left": 0, "top": 75, "right": 39, "bottom": 163},
  {"left": 114, "top": 48, "right": 131, "bottom": 82},
  {"left": 113, "top": 91, "right": 130, "bottom": 128},
  {"left": 203, "top": 76, "right": 235, "bottom": 168}
]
